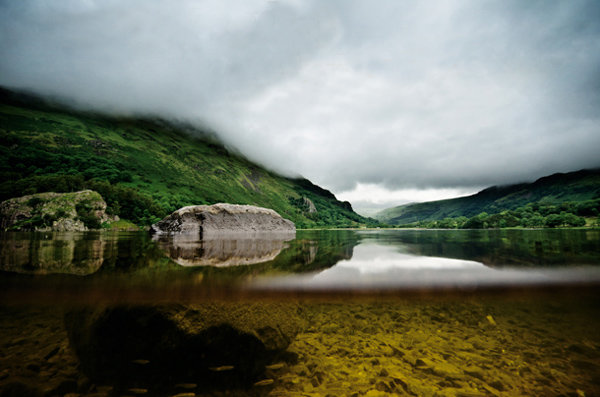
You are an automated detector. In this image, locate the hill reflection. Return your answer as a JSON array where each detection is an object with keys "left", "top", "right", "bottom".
[
  {"left": 0, "top": 231, "right": 359, "bottom": 277},
  {"left": 1, "top": 229, "right": 599, "bottom": 301},
  {"left": 358, "top": 229, "right": 600, "bottom": 267}
]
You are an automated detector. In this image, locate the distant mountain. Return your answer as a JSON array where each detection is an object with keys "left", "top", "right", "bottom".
[
  {"left": 0, "top": 87, "right": 376, "bottom": 228},
  {"left": 376, "top": 169, "right": 600, "bottom": 225}
]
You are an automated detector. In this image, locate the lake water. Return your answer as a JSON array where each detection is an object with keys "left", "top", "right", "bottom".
[{"left": 1, "top": 229, "right": 599, "bottom": 396}]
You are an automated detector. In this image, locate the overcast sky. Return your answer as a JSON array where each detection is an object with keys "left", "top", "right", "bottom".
[{"left": 1, "top": 0, "right": 599, "bottom": 212}]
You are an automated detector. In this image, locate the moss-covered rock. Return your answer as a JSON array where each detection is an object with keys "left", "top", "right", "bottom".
[{"left": 0, "top": 190, "right": 115, "bottom": 231}]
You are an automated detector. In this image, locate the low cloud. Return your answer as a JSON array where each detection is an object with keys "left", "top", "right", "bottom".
[{"left": 337, "top": 184, "right": 481, "bottom": 216}]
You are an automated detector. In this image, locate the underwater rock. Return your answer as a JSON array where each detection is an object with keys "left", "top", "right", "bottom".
[
  {"left": 153, "top": 232, "right": 294, "bottom": 267},
  {"left": 151, "top": 203, "right": 295, "bottom": 236},
  {"left": 64, "top": 302, "right": 301, "bottom": 390}
]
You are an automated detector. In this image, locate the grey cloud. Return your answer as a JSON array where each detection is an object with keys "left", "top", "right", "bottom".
[
  {"left": 0, "top": 1, "right": 336, "bottom": 113},
  {"left": 1, "top": 0, "right": 599, "bottom": 195}
]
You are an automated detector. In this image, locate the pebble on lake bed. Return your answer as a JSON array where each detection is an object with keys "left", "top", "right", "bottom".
[
  {"left": 127, "top": 388, "right": 148, "bottom": 394},
  {"left": 208, "top": 365, "right": 234, "bottom": 372},
  {"left": 253, "top": 379, "right": 274, "bottom": 387},
  {"left": 174, "top": 383, "right": 197, "bottom": 389}
]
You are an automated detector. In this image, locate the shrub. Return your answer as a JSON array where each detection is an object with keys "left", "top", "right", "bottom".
[{"left": 76, "top": 200, "right": 101, "bottom": 229}]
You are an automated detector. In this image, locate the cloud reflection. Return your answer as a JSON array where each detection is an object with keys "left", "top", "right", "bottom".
[{"left": 253, "top": 240, "right": 600, "bottom": 290}]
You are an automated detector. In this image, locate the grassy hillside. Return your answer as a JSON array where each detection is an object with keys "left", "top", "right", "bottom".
[
  {"left": 0, "top": 88, "right": 377, "bottom": 228},
  {"left": 376, "top": 169, "right": 600, "bottom": 225}
]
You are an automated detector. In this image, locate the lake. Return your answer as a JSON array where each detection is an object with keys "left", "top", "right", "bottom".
[{"left": 1, "top": 229, "right": 599, "bottom": 396}]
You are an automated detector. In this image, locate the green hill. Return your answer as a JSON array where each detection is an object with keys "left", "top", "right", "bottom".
[
  {"left": 0, "top": 88, "right": 377, "bottom": 228},
  {"left": 376, "top": 169, "right": 600, "bottom": 225}
]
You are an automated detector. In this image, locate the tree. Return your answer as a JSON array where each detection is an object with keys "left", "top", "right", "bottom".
[
  {"left": 462, "top": 212, "right": 489, "bottom": 229},
  {"left": 545, "top": 213, "right": 564, "bottom": 228},
  {"left": 563, "top": 213, "right": 586, "bottom": 227},
  {"left": 524, "top": 214, "right": 545, "bottom": 228}
]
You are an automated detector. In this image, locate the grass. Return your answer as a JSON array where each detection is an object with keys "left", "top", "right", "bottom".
[{"left": 106, "top": 219, "right": 141, "bottom": 231}]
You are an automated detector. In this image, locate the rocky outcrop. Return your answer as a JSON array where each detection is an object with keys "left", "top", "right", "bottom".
[
  {"left": 154, "top": 232, "right": 295, "bottom": 267},
  {"left": 151, "top": 203, "right": 295, "bottom": 236},
  {"left": 340, "top": 200, "right": 353, "bottom": 212},
  {"left": 0, "top": 190, "right": 114, "bottom": 231},
  {"left": 302, "top": 197, "right": 317, "bottom": 213},
  {"left": 65, "top": 303, "right": 302, "bottom": 390}
]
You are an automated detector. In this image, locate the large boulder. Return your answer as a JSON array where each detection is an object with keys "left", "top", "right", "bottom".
[
  {"left": 64, "top": 302, "right": 302, "bottom": 391},
  {"left": 151, "top": 203, "right": 295, "bottom": 236},
  {"left": 0, "top": 190, "right": 114, "bottom": 231}
]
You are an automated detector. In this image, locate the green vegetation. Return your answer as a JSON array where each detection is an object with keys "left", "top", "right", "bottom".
[
  {"left": 107, "top": 219, "right": 141, "bottom": 231},
  {"left": 0, "top": 88, "right": 378, "bottom": 228},
  {"left": 399, "top": 199, "right": 600, "bottom": 229},
  {"left": 75, "top": 199, "right": 101, "bottom": 229},
  {"left": 377, "top": 169, "right": 600, "bottom": 226}
]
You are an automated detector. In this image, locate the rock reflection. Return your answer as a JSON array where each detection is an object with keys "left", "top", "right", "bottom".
[
  {"left": 0, "top": 231, "right": 363, "bottom": 301},
  {"left": 153, "top": 232, "right": 295, "bottom": 267},
  {"left": 0, "top": 232, "right": 105, "bottom": 275}
]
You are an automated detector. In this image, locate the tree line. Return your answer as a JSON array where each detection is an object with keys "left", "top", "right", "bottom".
[{"left": 406, "top": 200, "right": 600, "bottom": 229}]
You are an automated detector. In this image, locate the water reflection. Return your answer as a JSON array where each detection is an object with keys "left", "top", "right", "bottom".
[
  {"left": 1, "top": 229, "right": 600, "bottom": 295},
  {"left": 0, "top": 232, "right": 106, "bottom": 275},
  {"left": 360, "top": 229, "right": 600, "bottom": 267},
  {"left": 261, "top": 240, "right": 600, "bottom": 290},
  {"left": 0, "top": 231, "right": 361, "bottom": 302},
  {"left": 153, "top": 232, "right": 295, "bottom": 267}
]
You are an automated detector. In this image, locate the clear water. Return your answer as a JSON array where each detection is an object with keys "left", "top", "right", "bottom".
[{"left": 1, "top": 229, "right": 599, "bottom": 396}]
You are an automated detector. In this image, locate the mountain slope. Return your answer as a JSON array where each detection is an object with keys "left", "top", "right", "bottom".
[
  {"left": 0, "top": 88, "right": 376, "bottom": 228},
  {"left": 376, "top": 169, "right": 600, "bottom": 225}
]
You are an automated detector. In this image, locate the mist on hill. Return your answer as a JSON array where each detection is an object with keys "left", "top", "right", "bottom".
[{"left": 1, "top": 1, "right": 599, "bottom": 207}]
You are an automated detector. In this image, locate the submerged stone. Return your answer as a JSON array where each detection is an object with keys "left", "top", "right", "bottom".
[{"left": 64, "top": 302, "right": 301, "bottom": 390}]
